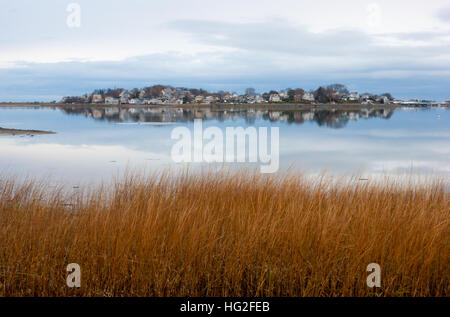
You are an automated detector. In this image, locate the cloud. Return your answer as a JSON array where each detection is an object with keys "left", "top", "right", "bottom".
[
  {"left": 437, "top": 6, "right": 450, "bottom": 22},
  {"left": 167, "top": 20, "right": 450, "bottom": 77},
  {"left": 167, "top": 19, "right": 450, "bottom": 57},
  {"left": 167, "top": 20, "right": 375, "bottom": 56},
  {"left": 2, "top": 49, "right": 450, "bottom": 102},
  {"left": 1, "top": 3, "right": 450, "bottom": 101}
]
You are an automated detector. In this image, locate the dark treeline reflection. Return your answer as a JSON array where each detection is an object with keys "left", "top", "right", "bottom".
[{"left": 60, "top": 106, "right": 394, "bottom": 129}]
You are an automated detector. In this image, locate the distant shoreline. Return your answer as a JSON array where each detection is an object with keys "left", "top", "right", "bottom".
[{"left": 0, "top": 102, "right": 434, "bottom": 111}]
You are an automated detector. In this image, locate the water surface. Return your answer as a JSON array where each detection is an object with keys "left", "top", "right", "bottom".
[{"left": 0, "top": 106, "right": 448, "bottom": 184}]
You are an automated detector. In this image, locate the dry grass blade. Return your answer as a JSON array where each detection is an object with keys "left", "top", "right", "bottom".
[{"left": 0, "top": 170, "right": 448, "bottom": 297}]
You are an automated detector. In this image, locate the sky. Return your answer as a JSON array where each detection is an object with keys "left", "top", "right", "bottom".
[{"left": 1, "top": 0, "right": 450, "bottom": 101}]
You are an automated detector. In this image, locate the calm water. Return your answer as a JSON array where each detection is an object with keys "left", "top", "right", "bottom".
[{"left": 0, "top": 106, "right": 449, "bottom": 184}]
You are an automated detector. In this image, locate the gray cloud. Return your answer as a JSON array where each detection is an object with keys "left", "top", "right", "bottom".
[
  {"left": 437, "top": 6, "right": 450, "bottom": 22},
  {"left": 167, "top": 20, "right": 450, "bottom": 58},
  {"left": 163, "top": 19, "right": 450, "bottom": 86},
  {"left": 2, "top": 49, "right": 450, "bottom": 102},
  {"left": 167, "top": 20, "right": 374, "bottom": 57}
]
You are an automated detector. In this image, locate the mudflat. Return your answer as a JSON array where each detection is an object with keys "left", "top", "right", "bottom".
[{"left": 0, "top": 127, "right": 55, "bottom": 136}]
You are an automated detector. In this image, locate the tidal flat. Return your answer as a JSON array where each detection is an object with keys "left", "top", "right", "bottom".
[{"left": 0, "top": 127, "right": 55, "bottom": 136}]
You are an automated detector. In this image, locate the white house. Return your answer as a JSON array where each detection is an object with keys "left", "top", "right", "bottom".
[
  {"left": 377, "top": 96, "right": 389, "bottom": 104},
  {"left": 361, "top": 93, "right": 372, "bottom": 101},
  {"left": 148, "top": 98, "right": 164, "bottom": 105},
  {"left": 119, "top": 90, "right": 130, "bottom": 104},
  {"left": 129, "top": 98, "right": 143, "bottom": 105},
  {"left": 255, "top": 95, "right": 266, "bottom": 103},
  {"left": 203, "top": 96, "right": 216, "bottom": 104},
  {"left": 105, "top": 97, "right": 119, "bottom": 105},
  {"left": 92, "top": 94, "right": 103, "bottom": 103},
  {"left": 341, "top": 92, "right": 360, "bottom": 101},
  {"left": 269, "top": 94, "right": 281, "bottom": 102},
  {"left": 302, "top": 92, "right": 315, "bottom": 102},
  {"left": 278, "top": 92, "right": 288, "bottom": 99},
  {"left": 194, "top": 96, "right": 205, "bottom": 103}
]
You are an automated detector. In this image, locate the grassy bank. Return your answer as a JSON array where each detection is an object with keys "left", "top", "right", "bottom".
[{"left": 0, "top": 171, "right": 448, "bottom": 297}]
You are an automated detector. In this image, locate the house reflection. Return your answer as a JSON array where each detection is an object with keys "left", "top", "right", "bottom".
[{"left": 59, "top": 106, "right": 395, "bottom": 129}]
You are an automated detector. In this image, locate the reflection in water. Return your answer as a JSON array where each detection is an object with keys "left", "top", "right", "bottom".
[
  {"left": 0, "top": 106, "right": 448, "bottom": 184},
  {"left": 60, "top": 106, "right": 394, "bottom": 129}
]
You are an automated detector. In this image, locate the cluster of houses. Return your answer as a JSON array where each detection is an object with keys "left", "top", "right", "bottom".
[
  {"left": 62, "top": 87, "right": 319, "bottom": 105},
  {"left": 61, "top": 84, "right": 438, "bottom": 106}
]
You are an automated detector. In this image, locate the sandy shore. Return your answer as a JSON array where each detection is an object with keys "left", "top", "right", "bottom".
[{"left": 0, "top": 127, "right": 56, "bottom": 136}]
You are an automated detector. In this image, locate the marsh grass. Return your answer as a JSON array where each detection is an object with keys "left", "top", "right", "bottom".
[{"left": 0, "top": 170, "right": 448, "bottom": 297}]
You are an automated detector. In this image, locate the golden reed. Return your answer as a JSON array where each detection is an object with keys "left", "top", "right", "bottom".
[{"left": 0, "top": 170, "right": 448, "bottom": 297}]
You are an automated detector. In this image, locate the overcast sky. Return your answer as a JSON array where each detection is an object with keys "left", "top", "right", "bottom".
[{"left": 1, "top": 0, "right": 450, "bottom": 101}]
